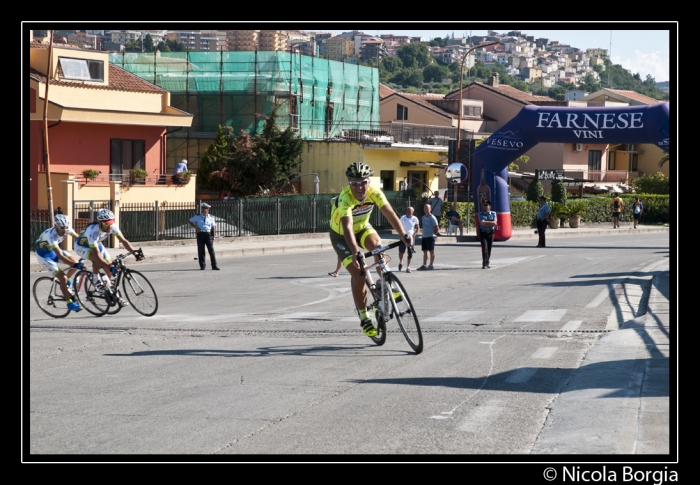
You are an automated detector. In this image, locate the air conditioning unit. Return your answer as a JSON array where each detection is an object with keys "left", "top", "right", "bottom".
[{"left": 575, "top": 143, "right": 583, "bottom": 152}]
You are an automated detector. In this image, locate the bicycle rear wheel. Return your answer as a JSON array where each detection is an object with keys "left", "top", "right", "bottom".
[
  {"left": 74, "top": 271, "right": 109, "bottom": 317},
  {"left": 365, "top": 280, "right": 386, "bottom": 346},
  {"left": 32, "top": 277, "right": 71, "bottom": 318},
  {"left": 385, "top": 273, "right": 423, "bottom": 354},
  {"left": 121, "top": 269, "right": 158, "bottom": 317}
]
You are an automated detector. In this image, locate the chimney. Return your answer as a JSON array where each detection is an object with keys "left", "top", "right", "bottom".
[{"left": 488, "top": 72, "right": 500, "bottom": 87}]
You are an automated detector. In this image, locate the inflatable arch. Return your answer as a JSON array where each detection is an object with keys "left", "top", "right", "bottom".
[{"left": 471, "top": 103, "right": 670, "bottom": 240}]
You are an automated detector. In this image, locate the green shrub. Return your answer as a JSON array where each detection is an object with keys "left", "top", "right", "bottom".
[
  {"left": 526, "top": 178, "right": 544, "bottom": 203},
  {"left": 551, "top": 179, "right": 567, "bottom": 204}
]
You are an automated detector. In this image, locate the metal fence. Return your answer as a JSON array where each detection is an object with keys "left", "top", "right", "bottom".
[{"left": 28, "top": 196, "right": 417, "bottom": 252}]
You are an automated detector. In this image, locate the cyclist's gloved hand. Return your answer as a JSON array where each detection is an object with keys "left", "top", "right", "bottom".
[
  {"left": 135, "top": 252, "right": 145, "bottom": 261},
  {"left": 73, "top": 261, "right": 84, "bottom": 270},
  {"left": 111, "top": 266, "right": 118, "bottom": 276}
]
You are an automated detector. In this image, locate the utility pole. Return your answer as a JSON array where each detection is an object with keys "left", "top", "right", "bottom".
[{"left": 43, "top": 30, "right": 55, "bottom": 221}]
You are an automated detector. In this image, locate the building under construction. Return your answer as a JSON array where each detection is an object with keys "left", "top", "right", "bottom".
[{"left": 109, "top": 50, "right": 381, "bottom": 171}]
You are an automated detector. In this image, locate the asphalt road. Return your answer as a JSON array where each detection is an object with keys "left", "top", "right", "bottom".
[{"left": 25, "top": 232, "right": 672, "bottom": 464}]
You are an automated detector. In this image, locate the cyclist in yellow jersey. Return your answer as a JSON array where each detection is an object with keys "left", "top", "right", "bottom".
[{"left": 330, "top": 162, "right": 411, "bottom": 338}]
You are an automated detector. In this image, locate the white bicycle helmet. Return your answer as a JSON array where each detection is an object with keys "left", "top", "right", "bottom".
[
  {"left": 96, "top": 208, "right": 115, "bottom": 221},
  {"left": 54, "top": 214, "right": 70, "bottom": 228}
]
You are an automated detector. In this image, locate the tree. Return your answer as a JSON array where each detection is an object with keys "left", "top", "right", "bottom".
[
  {"left": 381, "top": 56, "right": 403, "bottom": 74},
  {"left": 390, "top": 68, "right": 423, "bottom": 88},
  {"left": 208, "top": 104, "right": 305, "bottom": 197},
  {"left": 631, "top": 172, "right": 669, "bottom": 195},
  {"left": 551, "top": 179, "right": 567, "bottom": 204},
  {"left": 508, "top": 154, "right": 529, "bottom": 172},
  {"left": 197, "top": 125, "right": 235, "bottom": 194},
  {"left": 526, "top": 177, "right": 544, "bottom": 203},
  {"left": 658, "top": 154, "right": 669, "bottom": 167},
  {"left": 396, "top": 43, "right": 433, "bottom": 69},
  {"left": 423, "top": 64, "right": 451, "bottom": 83},
  {"left": 143, "top": 34, "right": 154, "bottom": 53}
]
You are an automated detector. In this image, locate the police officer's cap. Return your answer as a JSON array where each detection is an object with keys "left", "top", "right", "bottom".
[{"left": 201, "top": 202, "right": 211, "bottom": 209}]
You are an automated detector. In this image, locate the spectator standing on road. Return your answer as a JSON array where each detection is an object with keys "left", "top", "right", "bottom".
[
  {"left": 172, "top": 159, "right": 188, "bottom": 185},
  {"left": 536, "top": 196, "right": 550, "bottom": 248},
  {"left": 478, "top": 199, "right": 497, "bottom": 269},
  {"left": 398, "top": 206, "right": 420, "bottom": 273},
  {"left": 611, "top": 193, "right": 624, "bottom": 228},
  {"left": 445, "top": 203, "right": 464, "bottom": 236},
  {"left": 189, "top": 202, "right": 220, "bottom": 270},
  {"left": 632, "top": 197, "right": 643, "bottom": 229},
  {"left": 417, "top": 203, "right": 439, "bottom": 270},
  {"left": 427, "top": 191, "right": 444, "bottom": 233}
]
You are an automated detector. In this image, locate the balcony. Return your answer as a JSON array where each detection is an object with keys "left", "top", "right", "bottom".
[{"left": 586, "top": 170, "right": 629, "bottom": 183}]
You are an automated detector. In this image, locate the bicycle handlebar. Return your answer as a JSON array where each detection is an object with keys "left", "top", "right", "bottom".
[
  {"left": 362, "top": 240, "right": 403, "bottom": 258},
  {"left": 112, "top": 248, "right": 144, "bottom": 264}
]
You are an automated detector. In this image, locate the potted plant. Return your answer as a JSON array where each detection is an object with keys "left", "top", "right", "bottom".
[
  {"left": 179, "top": 170, "right": 192, "bottom": 184},
  {"left": 81, "top": 169, "right": 100, "bottom": 181},
  {"left": 547, "top": 202, "right": 567, "bottom": 229},
  {"left": 566, "top": 202, "right": 587, "bottom": 228},
  {"left": 130, "top": 168, "right": 149, "bottom": 184}
]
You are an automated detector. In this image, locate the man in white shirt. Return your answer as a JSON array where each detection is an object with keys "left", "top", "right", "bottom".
[{"left": 397, "top": 206, "right": 420, "bottom": 273}]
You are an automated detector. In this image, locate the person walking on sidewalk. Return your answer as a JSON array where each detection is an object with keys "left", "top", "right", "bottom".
[
  {"left": 398, "top": 206, "right": 420, "bottom": 273},
  {"left": 189, "top": 202, "right": 220, "bottom": 270},
  {"left": 417, "top": 203, "right": 439, "bottom": 270},
  {"left": 478, "top": 199, "right": 497, "bottom": 268},
  {"left": 632, "top": 197, "right": 643, "bottom": 229},
  {"left": 536, "top": 196, "right": 550, "bottom": 248},
  {"left": 611, "top": 193, "right": 624, "bottom": 228}
]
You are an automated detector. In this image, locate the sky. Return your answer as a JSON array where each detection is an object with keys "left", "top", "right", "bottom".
[{"left": 362, "top": 25, "right": 673, "bottom": 83}]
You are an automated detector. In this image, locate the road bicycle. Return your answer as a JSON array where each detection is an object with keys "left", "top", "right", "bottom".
[
  {"left": 32, "top": 261, "right": 85, "bottom": 318},
  {"left": 74, "top": 249, "right": 158, "bottom": 317},
  {"left": 358, "top": 240, "right": 423, "bottom": 354}
]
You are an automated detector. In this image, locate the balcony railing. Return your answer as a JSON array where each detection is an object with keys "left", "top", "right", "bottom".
[
  {"left": 77, "top": 173, "right": 177, "bottom": 185},
  {"left": 586, "top": 170, "right": 629, "bottom": 183}
]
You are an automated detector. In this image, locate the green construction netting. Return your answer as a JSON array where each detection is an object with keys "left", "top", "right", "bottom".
[{"left": 109, "top": 51, "right": 379, "bottom": 139}]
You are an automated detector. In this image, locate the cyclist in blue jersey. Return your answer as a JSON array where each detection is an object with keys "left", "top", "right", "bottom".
[
  {"left": 329, "top": 162, "right": 411, "bottom": 337},
  {"left": 34, "top": 214, "right": 84, "bottom": 312}
]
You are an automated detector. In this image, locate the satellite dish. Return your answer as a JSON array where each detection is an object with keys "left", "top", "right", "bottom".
[{"left": 446, "top": 163, "right": 468, "bottom": 184}]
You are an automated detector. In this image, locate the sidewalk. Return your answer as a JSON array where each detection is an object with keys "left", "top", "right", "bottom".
[{"left": 28, "top": 223, "right": 670, "bottom": 272}]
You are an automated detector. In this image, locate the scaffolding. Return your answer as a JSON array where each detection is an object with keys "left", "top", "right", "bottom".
[{"left": 109, "top": 51, "right": 380, "bottom": 170}]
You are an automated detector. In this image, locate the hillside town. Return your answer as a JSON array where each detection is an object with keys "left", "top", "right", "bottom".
[{"left": 31, "top": 29, "right": 631, "bottom": 94}]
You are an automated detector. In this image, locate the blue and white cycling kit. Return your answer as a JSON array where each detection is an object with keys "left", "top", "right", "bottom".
[{"left": 35, "top": 226, "right": 79, "bottom": 274}]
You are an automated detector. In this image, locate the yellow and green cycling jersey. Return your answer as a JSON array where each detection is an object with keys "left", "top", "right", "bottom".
[{"left": 330, "top": 185, "right": 388, "bottom": 235}]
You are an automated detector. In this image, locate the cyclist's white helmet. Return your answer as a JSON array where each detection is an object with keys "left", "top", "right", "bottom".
[
  {"left": 54, "top": 214, "right": 70, "bottom": 228},
  {"left": 346, "top": 162, "right": 374, "bottom": 178},
  {"left": 96, "top": 208, "right": 115, "bottom": 221}
]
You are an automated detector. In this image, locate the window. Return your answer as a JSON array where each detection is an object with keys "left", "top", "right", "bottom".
[
  {"left": 407, "top": 171, "right": 427, "bottom": 194},
  {"left": 380, "top": 170, "right": 394, "bottom": 191},
  {"left": 58, "top": 57, "right": 104, "bottom": 82},
  {"left": 608, "top": 151, "right": 616, "bottom": 170},
  {"left": 630, "top": 153, "right": 638, "bottom": 172},
  {"left": 397, "top": 103, "right": 408, "bottom": 121},
  {"left": 588, "top": 150, "right": 601, "bottom": 171},
  {"left": 463, "top": 105, "right": 482, "bottom": 117},
  {"left": 110, "top": 139, "right": 145, "bottom": 180}
]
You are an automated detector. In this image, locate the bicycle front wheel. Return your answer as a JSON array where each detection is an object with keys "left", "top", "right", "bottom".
[
  {"left": 32, "top": 277, "right": 71, "bottom": 318},
  {"left": 385, "top": 273, "right": 423, "bottom": 354},
  {"left": 121, "top": 269, "right": 158, "bottom": 317},
  {"left": 74, "top": 271, "right": 109, "bottom": 317},
  {"left": 365, "top": 280, "right": 386, "bottom": 346}
]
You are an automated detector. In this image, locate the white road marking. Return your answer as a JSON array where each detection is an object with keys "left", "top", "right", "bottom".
[
  {"left": 557, "top": 320, "right": 582, "bottom": 336},
  {"left": 423, "top": 311, "right": 484, "bottom": 322},
  {"left": 257, "top": 312, "right": 330, "bottom": 321},
  {"left": 587, "top": 283, "right": 623, "bottom": 308},
  {"left": 531, "top": 347, "right": 557, "bottom": 359},
  {"left": 505, "top": 367, "right": 538, "bottom": 383},
  {"left": 513, "top": 309, "right": 567, "bottom": 322}
]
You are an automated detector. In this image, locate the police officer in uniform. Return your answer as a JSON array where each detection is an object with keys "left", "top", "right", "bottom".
[
  {"left": 189, "top": 202, "right": 220, "bottom": 270},
  {"left": 478, "top": 199, "right": 497, "bottom": 269}
]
